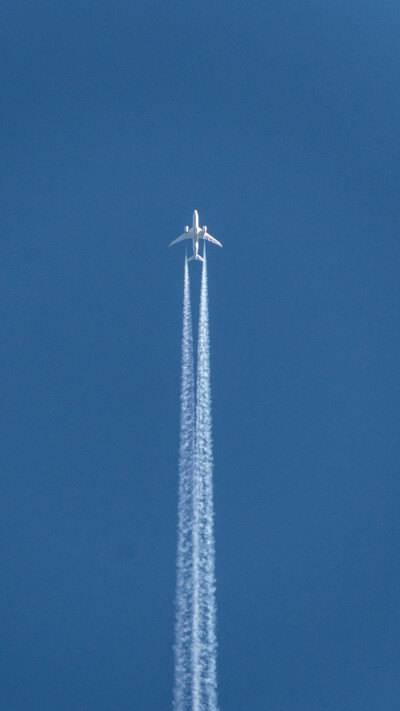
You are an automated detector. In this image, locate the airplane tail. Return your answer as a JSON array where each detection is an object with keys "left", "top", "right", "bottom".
[{"left": 188, "top": 254, "right": 204, "bottom": 262}]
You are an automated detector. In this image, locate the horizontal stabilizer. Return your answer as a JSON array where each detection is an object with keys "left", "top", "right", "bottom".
[{"left": 188, "top": 254, "right": 204, "bottom": 262}]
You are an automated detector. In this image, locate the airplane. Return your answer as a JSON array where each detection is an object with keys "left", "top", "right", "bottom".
[{"left": 169, "top": 210, "right": 222, "bottom": 262}]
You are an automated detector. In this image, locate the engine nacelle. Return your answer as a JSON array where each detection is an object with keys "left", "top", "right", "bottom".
[
  {"left": 202, "top": 226, "right": 207, "bottom": 233},
  {"left": 185, "top": 225, "right": 189, "bottom": 232}
]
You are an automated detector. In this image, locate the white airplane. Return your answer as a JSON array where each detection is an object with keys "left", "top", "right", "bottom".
[{"left": 169, "top": 210, "right": 222, "bottom": 262}]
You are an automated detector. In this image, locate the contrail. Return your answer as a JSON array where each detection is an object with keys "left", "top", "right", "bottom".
[
  {"left": 193, "top": 246, "right": 218, "bottom": 711},
  {"left": 173, "top": 249, "right": 218, "bottom": 711},
  {"left": 173, "top": 257, "right": 195, "bottom": 711}
]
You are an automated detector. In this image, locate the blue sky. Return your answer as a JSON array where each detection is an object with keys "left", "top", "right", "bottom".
[{"left": 1, "top": 2, "right": 399, "bottom": 709}]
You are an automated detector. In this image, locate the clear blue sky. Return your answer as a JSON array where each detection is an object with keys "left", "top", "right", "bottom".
[{"left": 1, "top": 2, "right": 399, "bottom": 709}]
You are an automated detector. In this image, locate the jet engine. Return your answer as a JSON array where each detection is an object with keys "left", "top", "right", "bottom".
[
  {"left": 202, "top": 226, "right": 207, "bottom": 233},
  {"left": 185, "top": 226, "right": 189, "bottom": 232}
]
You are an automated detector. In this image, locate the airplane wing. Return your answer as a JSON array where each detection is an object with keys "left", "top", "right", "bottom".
[
  {"left": 169, "top": 230, "right": 192, "bottom": 247},
  {"left": 202, "top": 232, "right": 222, "bottom": 247}
]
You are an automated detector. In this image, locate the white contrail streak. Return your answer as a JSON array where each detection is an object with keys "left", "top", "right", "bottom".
[
  {"left": 173, "top": 257, "right": 195, "bottom": 711},
  {"left": 194, "top": 246, "right": 218, "bottom": 711},
  {"left": 173, "top": 249, "right": 218, "bottom": 711}
]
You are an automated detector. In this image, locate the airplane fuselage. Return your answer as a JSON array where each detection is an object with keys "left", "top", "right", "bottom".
[{"left": 192, "top": 209, "right": 201, "bottom": 259}]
